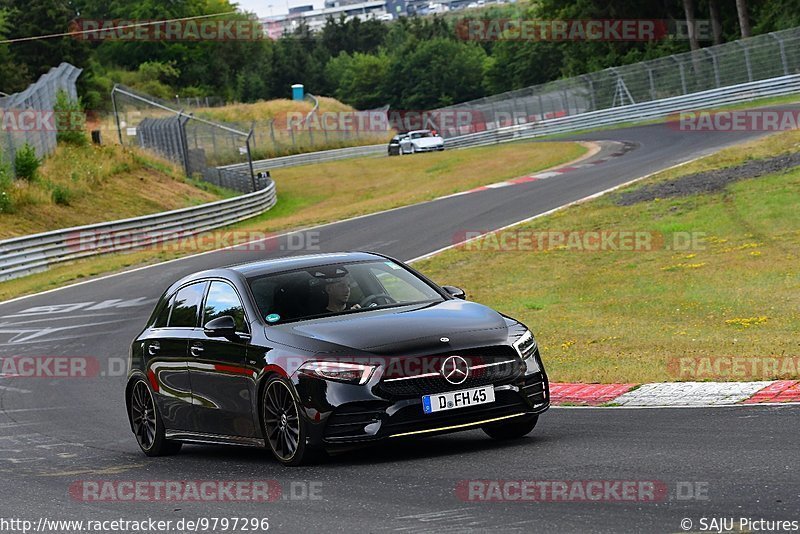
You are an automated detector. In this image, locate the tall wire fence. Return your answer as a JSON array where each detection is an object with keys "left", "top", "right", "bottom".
[
  {"left": 111, "top": 85, "right": 265, "bottom": 193},
  {"left": 246, "top": 97, "right": 390, "bottom": 160},
  {"left": 0, "top": 63, "right": 82, "bottom": 168},
  {"left": 435, "top": 26, "right": 800, "bottom": 137}
]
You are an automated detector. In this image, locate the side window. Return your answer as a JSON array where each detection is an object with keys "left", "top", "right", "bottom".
[
  {"left": 204, "top": 281, "right": 248, "bottom": 333},
  {"left": 152, "top": 294, "right": 174, "bottom": 328},
  {"left": 168, "top": 282, "right": 207, "bottom": 328}
]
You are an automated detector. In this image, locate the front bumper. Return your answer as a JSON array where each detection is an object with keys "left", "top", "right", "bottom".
[
  {"left": 415, "top": 144, "right": 444, "bottom": 152},
  {"left": 293, "top": 353, "right": 549, "bottom": 448}
]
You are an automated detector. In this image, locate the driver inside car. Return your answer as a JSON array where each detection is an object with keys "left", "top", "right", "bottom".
[{"left": 320, "top": 272, "right": 361, "bottom": 313}]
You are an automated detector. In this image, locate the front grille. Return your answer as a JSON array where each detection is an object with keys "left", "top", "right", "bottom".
[{"left": 378, "top": 346, "right": 522, "bottom": 398}]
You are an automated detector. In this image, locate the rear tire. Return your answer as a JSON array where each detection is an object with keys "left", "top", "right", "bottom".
[
  {"left": 482, "top": 415, "right": 538, "bottom": 440},
  {"left": 128, "top": 379, "right": 182, "bottom": 457}
]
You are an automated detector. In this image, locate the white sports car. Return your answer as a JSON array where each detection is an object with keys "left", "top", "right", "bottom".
[{"left": 388, "top": 130, "right": 445, "bottom": 155}]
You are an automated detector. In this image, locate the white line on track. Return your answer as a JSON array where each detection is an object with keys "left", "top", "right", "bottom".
[{"left": 406, "top": 155, "right": 705, "bottom": 263}]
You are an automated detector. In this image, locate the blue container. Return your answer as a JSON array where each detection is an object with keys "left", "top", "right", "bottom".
[{"left": 291, "top": 84, "right": 304, "bottom": 101}]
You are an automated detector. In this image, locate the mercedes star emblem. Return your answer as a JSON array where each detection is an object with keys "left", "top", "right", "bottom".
[{"left": 441, "top": 355, "right": 469, "bottom": 385}]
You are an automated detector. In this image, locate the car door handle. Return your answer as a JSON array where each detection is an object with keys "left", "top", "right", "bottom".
[
  {"left": 190, "top": 343, "right": 204, "bottom": 357},
  {"left": 148, "top": 341, "right": 160, "bottom": 355}
]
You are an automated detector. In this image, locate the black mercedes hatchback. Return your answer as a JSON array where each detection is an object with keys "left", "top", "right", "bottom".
[{"left": 127, "top": 252, "right": 549, "bottom": 466}]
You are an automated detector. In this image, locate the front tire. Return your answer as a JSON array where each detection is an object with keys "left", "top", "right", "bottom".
[
  {"left": 128, "top": 379, "right": 182, "bottom": 457},
  {"left": 261, "top": 377, "right": 315, "bottom": 466},
  {"left": 482, "top": 415, "right": 538, "bottom": 440}
]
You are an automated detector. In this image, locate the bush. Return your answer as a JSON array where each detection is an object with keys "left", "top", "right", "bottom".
[
  {"left": 0, "top": 159, "right": 12, "bottom": 213},
  {"left": 0, "top": 189, "right": 12, "bottom": 214},
  {"left": 14, "top": 143, "right": 40, "bottom": 181},
  {"left": 54, "top": 90, "right": 87, "bottom": 146},
  {"left": 51, "top": 184, "right": 73, "bottom": 206}
]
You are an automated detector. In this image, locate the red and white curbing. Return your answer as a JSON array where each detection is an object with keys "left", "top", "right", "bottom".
[
  {"left": 438, "top": 141, "right": 636, "bottom": 200},
  {"left": 550, "top": 380, "right": 800, "bottom": 407}
]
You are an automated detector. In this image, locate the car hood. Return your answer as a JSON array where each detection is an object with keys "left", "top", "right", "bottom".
[
  {"left": 413, "top": 137, "right": 443, "bottom": 147},
  {"left": 266, "top": 300, "right": 509, "bottom": 356}
]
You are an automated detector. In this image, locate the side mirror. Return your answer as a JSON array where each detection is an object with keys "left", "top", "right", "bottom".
[
  {"left": 442, "top": 285, "right": 466, "bottom": 300},
  {"left": 204, "top": 315, "right": 237, "bottom": 338}
]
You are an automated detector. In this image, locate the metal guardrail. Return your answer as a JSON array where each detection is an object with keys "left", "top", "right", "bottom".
[
  {"left": 0, "top": 180, "right": 277, "bottom": 282},
  {"left": 222, "top": 144, "right": 385, "bottom": 173}
]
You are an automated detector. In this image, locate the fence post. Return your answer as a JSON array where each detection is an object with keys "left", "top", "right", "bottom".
[
  {"left": 269, "top": 119, "right": 277, "bottom": 152},
  {"left": 769, "top": 33, "right": 790, "bottom": 75},
  {"left": 111, "top": 86, "right": 124, "bottom": 144},
  {"left": 246, "top": 128, "right": 256, "bottom": 192},
  {"left": 646, "top": 67, "right": 656, "bottom": 100},
  {"left": 737, "top": 41, "right": 753, "bottom": 82},
  {"left": 674, "top": 56, "right": 688, "bottom": 94},
  {"left": 706, "top": 49, "right": 721, "bottom": 87},
  {"left": 585, "top": 77, "right": 597, "bottom": 112},
  {"left": 177, "top": 112, "right": 191, "bottom": 177}
]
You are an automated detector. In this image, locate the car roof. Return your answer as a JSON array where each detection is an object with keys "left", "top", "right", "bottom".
[
  {"left": 230, "top": 252, "right": 385, "bottom": 277},
  {"left": 169, "top": 252, "right": 389, "bottom": 288}
]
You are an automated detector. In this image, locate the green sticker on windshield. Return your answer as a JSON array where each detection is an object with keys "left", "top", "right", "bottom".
[
  {"left": 385, "top": 261, "right": 401, "bottom": 270},
  {"left": 266, "top": 313, "right": 280, "bottom": 323}
]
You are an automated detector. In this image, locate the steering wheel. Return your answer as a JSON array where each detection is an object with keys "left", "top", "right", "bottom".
[{"left": 359, "top": 293, "right": 397, "bottom": 308}]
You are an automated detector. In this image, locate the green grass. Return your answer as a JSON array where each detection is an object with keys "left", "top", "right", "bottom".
[
  {"left": 0, "top": 144, "right": 228, "bottom": 240},
  {"left": 0, "top": 140, "right": 587, "bottom": 301},
  {"left": 415, "top": 129, "right": 800, "bottom": 384}
]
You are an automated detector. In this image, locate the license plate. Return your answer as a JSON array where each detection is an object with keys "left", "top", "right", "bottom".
[{"left": 422, "top": 386, "right": 495, "bottom": 414}]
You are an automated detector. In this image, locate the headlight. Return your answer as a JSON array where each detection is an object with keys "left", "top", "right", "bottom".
[
  {"left": 512, "top": 329, "right": 537, "bottom": 359},
  {"left": 298, "top": 361, "right": 377, "bottom": 385}
]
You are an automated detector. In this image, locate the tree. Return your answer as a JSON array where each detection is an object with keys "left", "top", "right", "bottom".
[
  {"left": 385, "top": 38, "right": 487, "bottom": 109},
  {"left": 736, "top": 0, "right": 751, "bottom": 37},
  {"left": 4, "top": 0, "right": 89, "bottom": 80},
  {"left": 708, "top": 0, "right": 723, "bottom": 45},
  {"left": 0, "top": 8, "right": 29, "bottom": 93},
  {"left": 680, "top": 0, "right": 699, "bottom": 51},
  {"left": 270, "top": 23, "right": 327, "bottom": 98},
  {"left": 325, "top": 52, "right": 390, "bottom": 109}
]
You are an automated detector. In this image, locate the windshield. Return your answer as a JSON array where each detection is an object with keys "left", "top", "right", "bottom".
[{"left": 248, "top": 260, "right": 443, "bottom": 324}]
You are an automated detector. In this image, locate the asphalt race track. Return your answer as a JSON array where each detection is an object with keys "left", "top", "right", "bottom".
[{"left": 1, "top": 121, "right": 798, "bottom": 533}]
